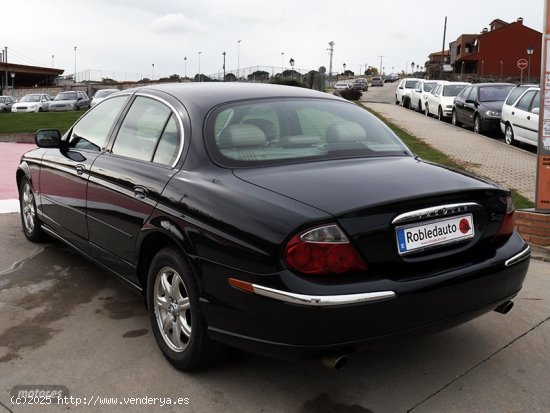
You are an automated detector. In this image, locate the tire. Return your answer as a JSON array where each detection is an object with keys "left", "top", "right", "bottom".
[
  {"left": 147, "top": 247, "right": 228, "bottom": 371},
  {"left": 451, "top": 110, "right": 462, "bottom": 127},
  {"left": 505, "top": 124, "right": 516, "bottom": 146},
  {"left": 395, "top": 95, "right": 399, "bottom": 105},
  {"left": 19, "top": 177, "right": 46, "bottom": 242},
  {"left": 473, "top": 115, "right": 482, "bottom": 134},
  {"left": 38, "top": 107, "right": 43, "bottom": 112},
  {"left": 417, "top": 100, "right": 423, "bottom": 113}
]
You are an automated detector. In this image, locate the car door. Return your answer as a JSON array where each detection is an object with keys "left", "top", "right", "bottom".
[
  {"left": 39, "top": 94, "right": 130, "bottom": 251},
  {"left": 86, "top": 92, "right": 184, "bottom": 282},
  {"left": 462, "top": 86, "right": 478, "bottom": 126},
  {"left": 454, "top": 86, "right": 471, "bottom": 123},
  {"left": 512, "top": 90, "right": 539, "bottom": 144}
]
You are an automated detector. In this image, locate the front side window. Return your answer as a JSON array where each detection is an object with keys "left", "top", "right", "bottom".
[
  {"left": 112, "top": 96, "right": 181, "bottom": 165},
  {"left": 206, "top": 98, "right": 410, "bottom": 167},
  {"left": 531, "top": 91, "right": 540, "bottom": 112},
  {"left": 67, "top": 95, "right": 129, "bottom": 151},
  {"left": 516, "top": 90, "right": 537, "bottom": 111}
]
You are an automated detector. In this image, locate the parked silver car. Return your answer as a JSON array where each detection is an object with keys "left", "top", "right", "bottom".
[
  {"left": 49, "top": 91, "right": 90, "bottom": 112},
  {"left": 0, "top": 95, "right": 17, "bottom": 113},
  {"left": 11, "top": 94, "right": 52, "bottom": 112}
]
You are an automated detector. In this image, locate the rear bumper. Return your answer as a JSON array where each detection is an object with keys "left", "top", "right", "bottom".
[{"left": 200, "top": 233, "right": 530, "bottom": 359}]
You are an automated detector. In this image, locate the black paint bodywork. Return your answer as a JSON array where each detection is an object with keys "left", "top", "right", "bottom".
[{"left": 16, "top": 83, "right": 530, "bottom": 358}]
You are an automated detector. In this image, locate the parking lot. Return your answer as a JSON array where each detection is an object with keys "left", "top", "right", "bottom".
[{"left": 1, "top": 84, "right": 550, "bottom": 413}]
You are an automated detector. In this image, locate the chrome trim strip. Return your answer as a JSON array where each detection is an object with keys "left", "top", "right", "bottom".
[
  {"left": 251, "top": 284, "right": 396, "bottom": 307},
  {"left": 392, "top": 202, "right": 482, "bottom": 225},
  {"left": 505, "top": 246, "right": 531, "bottom": 267}
]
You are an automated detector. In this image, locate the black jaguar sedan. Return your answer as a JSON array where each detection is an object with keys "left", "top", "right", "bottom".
[{"left": 17, "top": 83, "right": 530, "bottom": 371}]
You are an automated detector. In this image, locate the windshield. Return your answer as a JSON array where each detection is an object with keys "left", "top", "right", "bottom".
[
  {"left": 205, "top": 98, "right": 411, "bottom": 167},
  {"left": 20, "top": 95, "right": 41, "bottom": 103},
  {"left": 505, "top": 85, "right": 530, "bottom": 105},
  {"left": 479, "top": 85, "right": 514, "bottom": 102},
  {"left": 443, "top": 84, "right": 468, "bottom": 97},
  {"left": 0, "top": 97, "right": 5, "bottom": 103},
  {"left": 55, "top": 92, "right": 78, "bottom": 101},
  {"left": 423, "top": 82, "right": 436, "bottom": 92}
]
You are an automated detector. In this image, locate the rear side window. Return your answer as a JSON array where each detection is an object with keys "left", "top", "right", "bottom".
[
  {"left": 68, "top": 95, "right": 129, "bottom": 151},
  {"left": 112, "top": 96, "right": 181, "bottom": 166}
]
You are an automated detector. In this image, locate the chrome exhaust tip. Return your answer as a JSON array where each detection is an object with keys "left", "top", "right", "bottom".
[
  {"left": 494, "top": 300, "right": 514, "bottom": 314},
  {"left": 321, "top": 354, "right": 349, "bottom": 370}
]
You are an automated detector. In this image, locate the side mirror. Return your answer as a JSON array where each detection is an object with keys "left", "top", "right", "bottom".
[
  {"left": 465, "top": 99, "right": 476, "bottom": 105},
  {"left": 35, "top": 129, "right": 61, "bottom": 148},
  {"left": 398, "top": 86, "right": 404, "bottom": 89},
  {"left": 532, "top": 107, "right": 540, "bottom": 115}
]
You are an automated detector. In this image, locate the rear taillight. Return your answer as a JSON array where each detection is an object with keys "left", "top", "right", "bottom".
[
  {"left": 493, "top": 195, "right": 515, "bottom": 246},
  {"left": 283, "top": 224, "right": 368, "bottom": 275}
]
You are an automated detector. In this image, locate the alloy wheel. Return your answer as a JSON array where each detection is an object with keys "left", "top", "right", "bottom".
[
  {"left": 21, "top": 182, "right": 36, "bottom": 234},
  {"left": 154, "top": 266, "right": 192, "bottom": 352}
]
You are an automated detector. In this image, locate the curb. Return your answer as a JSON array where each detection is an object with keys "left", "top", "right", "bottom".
[{"left": 0, "top": 133, "right": 35, "bottom": 143}]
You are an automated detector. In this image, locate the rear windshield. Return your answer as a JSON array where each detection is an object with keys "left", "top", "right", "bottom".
[
  {"left": 423, "top": 82, "right": 436, "bottom": 92},
  {"left": 405, "top": 80, "right": 418, "bottom": 88},
  {"left": 479, "top": 85, "right": 514, "bottom": 102},
  {"left": 205, "top": 98, "right": 410, "bottom": 167}
]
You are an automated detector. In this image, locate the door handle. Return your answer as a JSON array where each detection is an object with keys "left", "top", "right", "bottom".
[
  {"left": 134, "top": 186, "right": 148, "bottom": 200},
  {"left": 527, "top": 116, "right": 531, "bottom": 120},
  {"left": 511, "top": 111, "right": 515, "bottom": 115},
  {"left": 75, "top": 164, "right": 85, "bottom": 175}
]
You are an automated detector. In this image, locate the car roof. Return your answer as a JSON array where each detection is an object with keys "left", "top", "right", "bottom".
[{"left": 127, "top": 83, "right": 342, "bottom": 111}]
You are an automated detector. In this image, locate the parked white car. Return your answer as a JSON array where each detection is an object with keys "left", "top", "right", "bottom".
[
  {"left": 395, "top": 78, "right": 423, "bottom": 108},
  {"left": 11, "top": 94, "right": 52, "bottom": 112},
  {"left": 409, "top": 80, "right": 438, "bottom": 112},
  {"left": 425, "top": 81, "right": 470, "bottom": 120},
  {"left": 500, "top": 86, "right": 540, "bottom": 147},
  {"left": 91, "top": 88, "right": 119, "bottom": 107}
]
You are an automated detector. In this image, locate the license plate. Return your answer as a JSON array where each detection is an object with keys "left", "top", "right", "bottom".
[{"left": 396, "top": 214, "right": 474, "bottom": 255}]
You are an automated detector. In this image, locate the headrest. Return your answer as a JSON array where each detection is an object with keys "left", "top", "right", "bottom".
[
  {"left": 219, "top": 124, "right": 267, "bottom": 149},
  {"left": 325, "top": 121, "right": 367, "bottom": 143},
  {"left": 243, "top": 118, "right": 277, "bottom": 141}
]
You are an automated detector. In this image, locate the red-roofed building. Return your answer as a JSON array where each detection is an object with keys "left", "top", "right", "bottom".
[{"left": 449, "top": 17, "right": 542, "bottom": 80}]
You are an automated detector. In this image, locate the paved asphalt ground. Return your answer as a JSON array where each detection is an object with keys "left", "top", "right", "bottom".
[{"left": 0, "top": 86, "right": 549, "bottom": 413}]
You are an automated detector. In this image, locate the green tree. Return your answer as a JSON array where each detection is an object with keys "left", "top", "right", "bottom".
[{"left": 247, "top": 70, "right": 270, "bottom": 81}]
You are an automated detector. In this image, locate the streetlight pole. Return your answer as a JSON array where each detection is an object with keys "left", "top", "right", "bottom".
[
  {"left": 184, "top": 56, "right": 187, "bottom": 79},
  {"left": 527, "top": 46, "right": 534, "bottom": 83},
  {"left": 328, "top": 41, "right": 335, "bottom": 85},
  {"left": 290, "top": 58, "right": 295, "bottom": 79},
  {"left": 461, "top": 61, "right": 465, "bottom": 79},
  {"left": 237, "top": 40, "right": 241, "bottom": 81},
  {"left": 198, "top": 51, "right": 202, "bottom": 82},
  {"left": 281, "top": 52, "right": 284, "bottom": 77},
  {"left": 11, "top": 72, "right": 15, "bottom": 90},
  {"left": 74, "top": 46, "right": 77, "bottom": 83},
  {"left": 343, "top": 63, "right": 346, "bottom": 79},
  {"left": 51, "top": 54, "right": 54, "bottom": 68},
  {"left": 500, "top": 60, "right": 503, "bottom": 80},
  {"left": 222, "top": 51, "right": 226, "bottom": 81},
  {"left": 378, "top": 55, "right": 384, "bottom": 77},
  {"left": 151, "top": 63, "right": 154, "bottom": 81}
]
